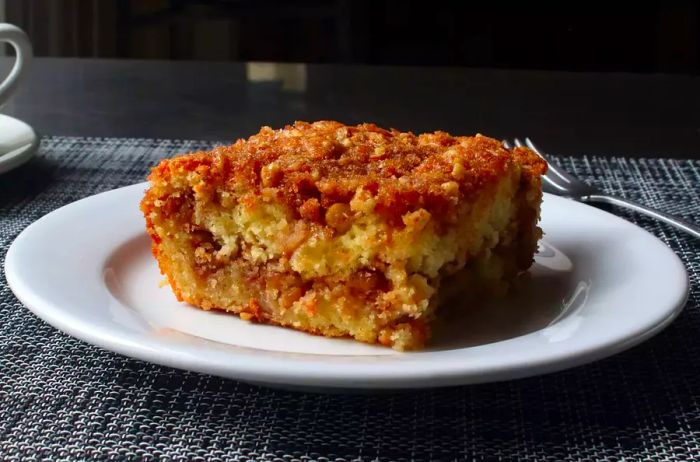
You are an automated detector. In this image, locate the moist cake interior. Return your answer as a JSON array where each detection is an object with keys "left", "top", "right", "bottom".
[{"left": 141, "top": 121, "right": 546, "bottom": 350}]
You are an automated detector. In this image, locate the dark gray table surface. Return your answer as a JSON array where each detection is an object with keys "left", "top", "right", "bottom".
[
  {"left": 2, "top": 60, "right": 700, "bottom": 461},
  {"left": 1, "top": 57, "right": 699, "bottom": 159}
]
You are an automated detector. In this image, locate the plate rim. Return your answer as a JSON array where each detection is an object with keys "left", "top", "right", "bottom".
[
  {"left": 0, "top": 114, "right": 39, "bottom": 175},
  {"left": 5, "top": 183, "right": 690, "bottom": 389}
]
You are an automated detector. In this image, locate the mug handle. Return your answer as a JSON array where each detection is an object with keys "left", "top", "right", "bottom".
[{"left": 0, "top": 23, "right": 32, "bottom": 107}]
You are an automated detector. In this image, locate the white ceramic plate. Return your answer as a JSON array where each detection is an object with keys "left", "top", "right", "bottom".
[
  {"left": 0, "top": 114, "right": 38, "bottom": 174},
  {"left": 5, "top": 183, "right": 689, "bottom": 390}
]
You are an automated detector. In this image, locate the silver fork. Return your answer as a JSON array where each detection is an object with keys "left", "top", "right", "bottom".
[{"left": 503, "top": 138, "right": 700, "bottom": 239}]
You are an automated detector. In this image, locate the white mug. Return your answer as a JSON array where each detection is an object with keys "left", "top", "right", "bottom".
[{"left": 0, "top": 23, "right": 32, "bottom": 109}]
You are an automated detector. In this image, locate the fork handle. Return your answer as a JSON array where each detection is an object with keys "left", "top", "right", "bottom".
[{"left": 582, "top": 194, "right": 700, "bottom": 239}]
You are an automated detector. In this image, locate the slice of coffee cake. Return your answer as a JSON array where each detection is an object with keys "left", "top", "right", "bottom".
[{"left": 141, "top": 121, "right": 546, "bottom": 350}]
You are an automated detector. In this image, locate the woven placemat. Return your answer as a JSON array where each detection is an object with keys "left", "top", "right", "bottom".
[{"left": 1, "top": 137, "right": 699, "bottom": 461}]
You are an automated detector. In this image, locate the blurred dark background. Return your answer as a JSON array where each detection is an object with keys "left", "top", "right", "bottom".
[{"left": 4, "top": 0, "right": 699, "bottom": 74}]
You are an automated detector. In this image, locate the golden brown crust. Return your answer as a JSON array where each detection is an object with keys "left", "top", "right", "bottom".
[
  {"left": 141, "top": 121, "right": 546, "bottom": 350},
  {"left": 148, "top": 121, "right": 546, "bottom": 225}
]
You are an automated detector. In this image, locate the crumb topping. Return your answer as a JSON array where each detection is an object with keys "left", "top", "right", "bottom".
[{"left": 149, "top": 120, "right": 546, "bottom": 225}]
